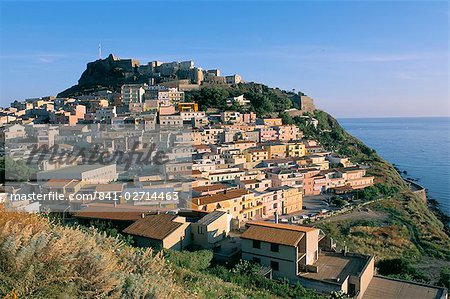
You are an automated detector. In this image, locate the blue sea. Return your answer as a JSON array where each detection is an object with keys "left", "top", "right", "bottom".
[{"left": 339, "top": 117, "right": 450, "bottom": 215}]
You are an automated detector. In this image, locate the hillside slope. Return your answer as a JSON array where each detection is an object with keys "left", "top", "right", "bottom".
[
  {"left": 0, "top": 206, "right": 324, "bottom": 299},
  {"left": 309, "top": 111, "right": 449, "bottom": 261}
]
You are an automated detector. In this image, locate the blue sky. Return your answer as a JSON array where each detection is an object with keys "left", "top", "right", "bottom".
[{"left": 0, "top": 1, "right": 448, "bottom": 117}]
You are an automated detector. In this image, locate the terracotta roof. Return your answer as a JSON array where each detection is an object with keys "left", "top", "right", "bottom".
[
  {"left": 192, "top": 183, "right": 227, "bottom": 193},
  {"left": 123, "top": 214, "right": 185, "bottom": 240},
  {"left": 248, "top": 221, "right": 319, "bottom": 233},
  {"left": 192, "top": 188, "right": 250, "bottom": 206},
  {"left": 193, "top": 144, "right": 210, "bottom": 150},
  {"left": 43, "top": 179, "right": 76, "bottom": 188},
  {"left": 95, "top": 183, "right": 124, "bottom": 192},
  {"left": 74, "top": 211, "right": 144, "bottom": 221},
  {"left": 241, "top": 222, "right": 306, "bottom": 246}
]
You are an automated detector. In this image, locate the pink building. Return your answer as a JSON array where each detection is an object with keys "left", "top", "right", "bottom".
[
  {"left": 259, "top": 127, "right": 278, "bottom": 142},
  {"left": 240, "top": 112, "right": 257, "bottom": 124},
  {"left": 268, "top": 169, "right": 304, "bottom": 189},
  {"left": 276, "top": 125, "right": 303, "bottom": 141}
]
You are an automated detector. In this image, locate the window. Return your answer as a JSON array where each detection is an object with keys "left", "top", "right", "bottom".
[
  {"left": 270, "top": 243, "right": 279, "bottom": 252},
  {"left": 270, "top": 261, "right": 279, "bottom": 271},
  {"left": 253, "top": 257, "right": 261, "bottom": 264},
  {"left": 252, "top": 240, "right": 261, "bottom": 249}
]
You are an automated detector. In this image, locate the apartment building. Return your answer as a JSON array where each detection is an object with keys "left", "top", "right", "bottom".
[
  {"left": 221, "top": 111, "right": 241, "bottom": 123},
  {"left": 257, "top": 118, "right": 283, "bottom": 126},
  {"left": 121, "top": 84, "right": 146, "bottom": 104},
  {"left": 279, "top": 186, "right": 303, "bottom": 214},
  {"left": 191, "top": 188, "right": 253, "bottom": 219},
  {"left": 241, "top": 222, "right": 323, "bottom": 282},
  {"left": 241, "top": 222, "right": 376, "bottom": 298},
  {"left": 237, "top": 178, "right": 272, "bottom": 192},
  {"left": 338, "top": 167, "right": 375, "bottom": 189},
  {"left": 193, "top": 128, "right": 224, "bottom": 145},
  {"left": 95, "top": 107, "right": 117, "bottom": 123},
  {"left": 259, "top": 127, "right": 278, "bottom": 142},
  {"left": 286, "top": 143, "right": 306, "bottom": 158},
  {"left": 268, "top": 169, "right": 303, "bottom": 189},
  {"left": 245, "top": 148, "right": 269, "bottom": 163},
  {"left": 265, "top": 143, "right": 287, "bottom": 159},
  {"left": 277, "top": 125, "right": 303, "bottom": 141},
  {"left": 208, "top": 169, "right": 246, "bottom": 183},
  {"left": 159, "top": 114, "right": 184, "bottom": 127}
]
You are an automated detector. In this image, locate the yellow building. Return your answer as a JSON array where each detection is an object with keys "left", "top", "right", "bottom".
[
  {"left": 266, "top": 143, "right": 287, "bottom": 159},
  {"left": 281, "top": 186, "right": 303, "bottom": 214},
  {"left": 286, "top": 143, "right": 306, "bottom": 158},
  {"left": 245, "top": 148, "right": 269, "bottom": 162},
  {"left": 178, "top": 102, "right": 198, "bottom": 112},
  {"left": 262, "top": 118, "right": 283, "bottom": 126},
  {"left": 191, "top": 189, "right": 254, "bottom": 220}
]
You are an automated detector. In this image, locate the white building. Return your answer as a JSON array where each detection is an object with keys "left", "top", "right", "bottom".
[
  {"left": 225, "top": 74, "right": 242, "bottom": 85},
  {"left": 121, "top": 84, "right": 146, "bottom": 104},
  {"left": 37, "top": 164, "right": 118, "bottom": 184},
  {"left": 95, "top": 107, "right": 117, "bottom": 123}
]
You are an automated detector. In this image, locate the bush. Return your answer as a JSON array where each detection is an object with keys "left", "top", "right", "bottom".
[
  {"left": 209, "top": 260, "right": 324, "bottom": 298},
  {"left": 361, "top": 186, "right": 380, "bottom": 201},
  {"left": 332, "top": 198, "right": 348, "bottom": 208},
  {"left": 163, "top": 249, "right": 213, "bottom": 272},
  {"left": 438, "top": 267, "right": 450, "bottom": 289},
  {"left": 376, "top": 258, "right": 429, "bottom": 283}
]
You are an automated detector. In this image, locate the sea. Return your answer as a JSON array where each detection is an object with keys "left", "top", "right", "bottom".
[{"left": 339, "top": 117, "right": 450, "bottom": 216}]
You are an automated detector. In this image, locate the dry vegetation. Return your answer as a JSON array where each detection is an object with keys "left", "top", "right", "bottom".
[
  {"left": 0, "top": 206, "right": 187, "bottom": 298},
  {"left": 0, "top": 206, "right": 311, "bottom": 299}
]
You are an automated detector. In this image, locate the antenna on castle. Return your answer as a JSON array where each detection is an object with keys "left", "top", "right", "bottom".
[{"left": 98, "top": 43, "right": 102, "bottom": 59}]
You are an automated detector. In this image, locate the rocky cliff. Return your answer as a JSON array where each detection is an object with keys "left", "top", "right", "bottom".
[{"left": 58, "top": 54, "right": 147, "bottom": 97}]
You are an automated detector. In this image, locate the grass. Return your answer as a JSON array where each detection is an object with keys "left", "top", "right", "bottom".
[{"left": 0, "top": 206, "right": 325, "bottom": 299}]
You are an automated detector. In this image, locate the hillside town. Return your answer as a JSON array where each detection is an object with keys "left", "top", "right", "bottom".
[{"left": 0, "top": 56, "right": 446, "bottom": 299}]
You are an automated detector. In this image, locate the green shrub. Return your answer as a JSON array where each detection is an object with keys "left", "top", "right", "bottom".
[
  {"left": 376, "top": 258, "right": 429, "bottom": 283},
  {"left": 438, "top": 267, "right": 450, "bottom": 289},
  {"left": 163, "top": 249, "right": 213, "bottom": 272}
]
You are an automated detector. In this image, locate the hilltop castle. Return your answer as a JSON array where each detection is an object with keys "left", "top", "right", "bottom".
[{"left": 59, "top": 54, "right": 242, "bottom": 97}]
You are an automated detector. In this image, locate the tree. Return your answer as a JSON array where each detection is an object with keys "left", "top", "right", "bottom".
[
  {"left": 279, "top": 111, "right": 294, "bottom": 125},
  {"left": 0, "top": 157, "right": 36, "bottom": 183},
  {"left": 438, "top": 267, "right": 450, "bottom": 289}
]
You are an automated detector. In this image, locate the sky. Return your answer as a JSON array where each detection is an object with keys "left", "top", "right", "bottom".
[{"left": 0, "top": 0, "right": 448, "bottom": 118}]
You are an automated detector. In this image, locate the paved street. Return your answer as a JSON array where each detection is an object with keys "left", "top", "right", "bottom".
[{"left": 279, "top": 194, "right": 340, "bottom": 222}]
